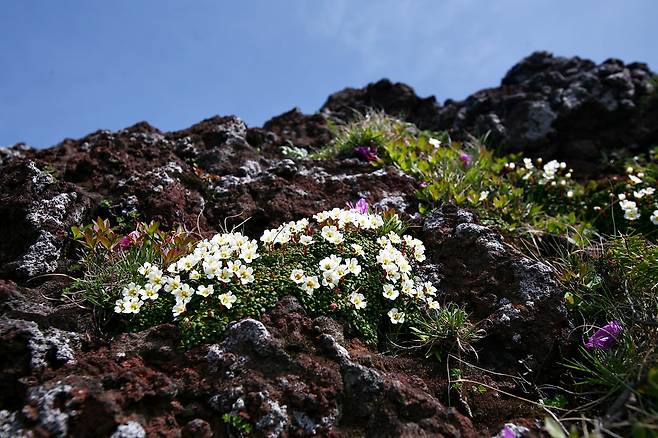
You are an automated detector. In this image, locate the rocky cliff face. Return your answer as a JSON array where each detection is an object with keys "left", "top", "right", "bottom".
[
  {"left": 322, "top": 52, "right": 658, "bottom": 172},
  {"left": 0, "top": 52, "right": 653, "bottom": 436}
]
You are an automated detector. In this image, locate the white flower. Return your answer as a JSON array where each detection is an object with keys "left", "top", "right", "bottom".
[
  {"left": 260, "top": 229, "right": 276, "bottom": 244},
  {"left": 618, "top": 193, "right": 627, "bottom": 201},
  {"left": 237, "top": 265, "right": 255, "bottom": 284},
  {"left": 351, "top": 243, "right": 365, "bottom": 257},
  {"left": 174, "top": 284, "right": 194, "bottom": 304},
  {"left": 387, "top": 308, "right": 405, "bottom": 324},
  {"left": 523, "top": 158, "right": 534, "bottom": 170},
  {"left": 426, "top": 297, "right": 440, "bottom": 310},
  {"left": 387, "top": 232, "right": 401, "bottom": 244},
  {"left": 299, "top": 235, "right": 314, "bottom": 246},
  {"left": 300, "top": 275, "right": 320, "bottom": 294},
  {"left": 140, "top": 284, "right": 159, "bottom": 301},
  {"left": 414, "top": 250, "right": 426, "bottom": 262},
  {"left": 172, "top": 302, "right": 186, "bottom": 318},
  {"left": 334, "top": 264, "right": 349, "bottom": 278},
  {"left": 321, "top": 270, "right": 341, "bottom": 288},
  {"left": 218, "top": 292, "right": 237, "bottom": 309},
  {"left": 382, "top": 284, "right": 399, "bottom": 300},
  {"left": 125, "top": 298, "right": 143, "bottom": 314},
  {"left": 349, "top": 293, "right": 367, "bottom": 309},
  {"left": 620, "top": 199, "right": 640, "bottom": 220},
  {"left": 624, "top": 208, "right": 641, "bottom": 221},
  {"left": 203, "top": 260, "right": 222, "bottom": 279},
  {"left": 401, "top": 278, "right": 416, "bottom": 296},
  {"left": 240, "top": 248, "right": 259, "bottom": 263},
  {"left": 423, "top": 281, "right": 437, "bottom": 296},
  {"left": 196, "top": 284, "right": 214, "bottom": 298},
  {"left": 479, "top": 190, "right": 489, "bottom": 202},
  {"left": 218, "top": 268, "right": 232, "bottom": 283},
  {"left": 189, "top": 270, "right": 201, "bottom": 281},
  {"left": 138, "top": 262, "right": 154, "bottom": 276},
  {"left": 629, "top": 174, "right": 642, "bottom": 185},
  {"left": 651, "top": 210, "right": 658, "bottom": 225},
  {"left": 114, "top": 298, "right": 127, "bottom": 313},
  {"left": 227, "top": 260, "right": 242, "bottom": 275},
  {"left": 319, "top": 255, "right": 342, "bottom": 272},
  {"left": 566, "top": 190, "right": 574, "bottom": 198},
  {"left": 321, "top": 225, "right": 344, "bottom": 244},
  {"left": 428, "top": 137, "right": 441, "bottom": 148},
  {"left": 122, "top": 282, "right": 140, "bottom": 298},
  {"left": 148, "top": 270, "right": 164, "bottom": 286},
  {"left": 177, "top": 256, "right": 196, "bottom": 272},
  {"left": 644, "top": 187, "right": 655, "bottom": 196},
  {"left": 290, "top": 269, "right": 306, "bottom": 284},
  {"left": 346, "top": 258, "right": 362, "bottom": 275}
]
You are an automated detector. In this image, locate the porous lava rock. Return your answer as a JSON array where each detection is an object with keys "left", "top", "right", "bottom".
[
  {"left": 0, "top": 159, "right": 93, "bottom": 279},
  {"left": 0, "top": 298, "right": 479, "bottom": 437},
  {"left": 421, "top": 204, "right": 572, "bottom": 378},
  {"left": 321, "top": 78, "right": 442, "bottom": 130},
  {"left": 437, "top": 52, "right": 658, "bottom": 171}
]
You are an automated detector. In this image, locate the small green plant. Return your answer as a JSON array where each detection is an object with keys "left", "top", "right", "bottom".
[
  {"left": 449, "top": 367, "right": 463, "bottom": 392},
  {"left": 68, "top": 218, "right": 197, "bottom": 308},
  {"left": 222, "top": 413, "right": 253, "bottom": 434},
  {"left": 409, "top": 303, "right": 484, "bottom": 360},
  {"left": 280, "top": 143, "right": 309, "bottom": 158}
]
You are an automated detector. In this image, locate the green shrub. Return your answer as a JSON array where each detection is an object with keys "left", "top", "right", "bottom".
[
  {"left": 75, "top": 204, "right": 441, "bottom": 348},
  {"left": 68, "top": 218, "right": 197, "bottom": 308}
]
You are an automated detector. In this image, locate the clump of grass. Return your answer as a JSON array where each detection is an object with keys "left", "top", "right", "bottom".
[
  {"left": 312, "top": 110, "right": 417, "bottom": 160},
  {"left": 409, "top": 303, "right": 484, "bottom": 360},
  {"left": 551, "top": 234, "right": 658, "bottom": 435}
]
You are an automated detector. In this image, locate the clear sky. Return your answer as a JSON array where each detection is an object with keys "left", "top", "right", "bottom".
[{"left": 1, "top": 0, "right": 656, "bottom": 148}]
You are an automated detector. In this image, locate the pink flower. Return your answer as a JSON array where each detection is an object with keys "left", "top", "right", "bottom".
[
  {"left": 585, "top": 321, "right": 623, "bottom": 350},
  {"left": 354, "top": 146, "right": 379, "bottom": 162},
  {"left": 346, "top": 198, "right": 369, "bottom": 214},
  {"left": 459, "top": 151, "right": 472, "bottom": 166},
  {"left": 420, "top": 181, "right": 429, "bottom": 188},
  {"left": 118, "top": 230, "right": 141, "bottom": 250}
]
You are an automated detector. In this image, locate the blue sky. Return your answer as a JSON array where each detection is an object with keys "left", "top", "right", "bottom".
[{"left": 1, "top": 1, "right": 656, "bottom": 148}]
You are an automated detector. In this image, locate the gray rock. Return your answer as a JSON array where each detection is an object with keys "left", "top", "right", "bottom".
[{"left": 111, "top": 421, "right": 146, "bottom": 438}]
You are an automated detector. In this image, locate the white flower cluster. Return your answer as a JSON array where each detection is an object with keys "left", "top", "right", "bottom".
[
  {"left": 114, "top": 232, "right": 259, "bottom": 318},
  {"left": 313, "top": 207, "right": 385, "bottom": 231},
  {"left": 616, "top": 170, "right": 657, "bottom": 224},
  {"left": 261, "top": 206, "right": 435, "bottom": 325},
  {"left": 375, "top": 232, "right": 439, "bottom": 324},
  {"left": 260, "top": 218, "right": 312, "bottom": 246},
  {"left": 618, "top": 194, "right": 641, "bottom": 221},
  {"left": 538, "top": 159, "right": 569, "bottom": 185},
  {"left": 506, "top": 157, "right": 574, "bottom": 189}
]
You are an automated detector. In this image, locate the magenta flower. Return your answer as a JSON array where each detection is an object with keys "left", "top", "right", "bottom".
[
  {"left": 585, "top": 321, "right": 623, "bottom": 350},
  {"left": 459, "top": 151, "right": 472, "bottom": 166},
  {"left": 354, "top": 145, "right": 379, "bottom": 162},
  {"left": 347, "top": 198, "right": 369, "bottom": 214},
  {"left": 118, "top": 230, "right": 141, "bottom": 250},
  {"left": 501, "top": 425, "right": 516, "bottom": 438}
]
